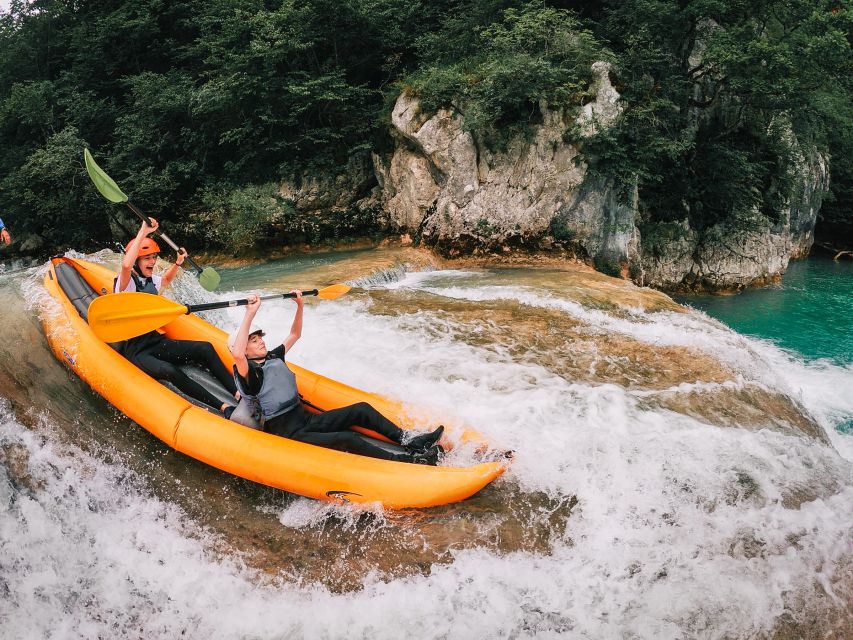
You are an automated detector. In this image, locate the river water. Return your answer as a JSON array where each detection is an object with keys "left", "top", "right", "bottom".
[
  {"left": 1, "top": 248, "right": 851, "bottom": 639},
  {"left": 678, "top": 255, "right": 853, "bottom": 367}
]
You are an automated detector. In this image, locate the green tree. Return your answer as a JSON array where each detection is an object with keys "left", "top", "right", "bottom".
[
  {"left": 1, "top": 127, "right": 112, "bottom": 250},
  {"left": 586, "top": 0, "right": 852, "bottom": 233},
  {"left": 408, "top": 2, "right": 605, "bottom": 139}
]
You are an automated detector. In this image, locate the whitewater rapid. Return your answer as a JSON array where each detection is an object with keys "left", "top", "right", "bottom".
[{"left": 1, "top": 255, "right": 851, "bottom": 638}]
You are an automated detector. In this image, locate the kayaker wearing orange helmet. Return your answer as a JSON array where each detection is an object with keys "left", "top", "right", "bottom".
[
  {"left": 116, "top": 219, "right": 182, "bottom": 294},
  {"left": 115, "top": 218, "right": 239, "bottom": 416}
]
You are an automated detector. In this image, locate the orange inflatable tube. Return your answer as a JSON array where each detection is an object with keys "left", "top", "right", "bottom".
[{"left": 41, "top": 257, "right": 506, "bottom": 508}]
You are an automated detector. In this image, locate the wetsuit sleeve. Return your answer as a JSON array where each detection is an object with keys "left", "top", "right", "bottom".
[{"left": 233, "top": 363, "right": 263, "bottom": 396}]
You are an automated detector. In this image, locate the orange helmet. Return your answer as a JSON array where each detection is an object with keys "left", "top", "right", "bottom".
[{"left": 125, "top": 237, "right": 161, "bottom": 257}]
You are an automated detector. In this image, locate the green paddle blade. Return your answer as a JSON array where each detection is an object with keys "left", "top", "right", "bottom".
[
  {"left": 84, "top": 148, "right": 128, "bottom": 204},
  {"left": 197, "top": 267, "right": 221, "bottom": 292}
]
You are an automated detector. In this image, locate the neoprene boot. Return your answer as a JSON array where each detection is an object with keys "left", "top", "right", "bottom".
[
  {"left": 406, "top": 425, "right": 444, "bottom": 452},
  {"left": 410, "top": 445, "right": 442, "bottom": 466}
]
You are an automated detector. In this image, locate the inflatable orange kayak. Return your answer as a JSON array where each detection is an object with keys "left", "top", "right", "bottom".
[{"left": 41, "top": 256, "right": 506, "bottom": 508}]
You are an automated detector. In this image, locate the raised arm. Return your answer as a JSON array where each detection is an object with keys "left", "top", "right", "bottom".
[
  {"left": 231, "top": 295, "right": 261, "bottom": 378},
  {"left": 160, "top": 247, "right": 187, "bottom": 290},
  {"left": 118, "top": 217, "right": 158, "bottom": 291},
  {"left": 282, "top": 290, "right": 303, "bottom": 352}
]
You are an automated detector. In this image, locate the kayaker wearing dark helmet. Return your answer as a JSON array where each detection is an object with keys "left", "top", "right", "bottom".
[
  {"left": 115, "top": 217, "right": 239, "bottom": 416},
  {"left": 229, "top": 293, "right": 445, "bottom": 464}
]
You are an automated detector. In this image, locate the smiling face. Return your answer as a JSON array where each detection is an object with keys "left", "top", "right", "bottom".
[
  {"left": 245, "top": 331, "right": 267, "bottom": 360},
  {"left": 135, "top": 253, "right": 158, "bottom": 278}
]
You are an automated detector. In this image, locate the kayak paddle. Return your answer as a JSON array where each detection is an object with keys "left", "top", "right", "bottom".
[
  {"left": 87, "top": 286, "right": 352, "bottom": 342},
  {"left": 83, "top": 148, "right": 221, "bottom": 292}
]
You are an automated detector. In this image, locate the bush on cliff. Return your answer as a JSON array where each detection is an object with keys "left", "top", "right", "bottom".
[
  {"left": 407, "top": 2, "right": 605, "bottom": 143},
  {"left": 584, "top": 0, "right": 852, "bottom": 236}
]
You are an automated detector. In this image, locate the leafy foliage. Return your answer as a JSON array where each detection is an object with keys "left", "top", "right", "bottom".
[
  {"left": 408, "top": 2, "right": 604, "bottom": 139},
  {"left": 199, "top": 182, "right": 292, "bottom": 251},
  {"left": 584, "top": 0, "right": 852, "bottom": 234},
  {"left": 0, "top": 0, "right": 849, "bottom": 254},
  {"left": 1, "top": 127, "right": 113, "bottom": 250}
]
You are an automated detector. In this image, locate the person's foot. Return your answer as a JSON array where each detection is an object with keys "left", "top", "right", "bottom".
[
  {"left": 406, "top": 425, "right": 444, "bottom": 452},
  {"left": 411, "top": 444, "right": 443, "bottom": 466}
]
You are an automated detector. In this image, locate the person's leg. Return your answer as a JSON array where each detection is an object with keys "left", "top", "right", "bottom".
[
  {"left": 132, "top": 351, "right": 226, "bottom": 411},
  {"left": 302, "top": 402, "right": 406, "bottom": 441},
  {"left": 150, "top": 338, "right": 238, "bottom": 396},
  {"left": 268, "top": 405, "right": 439, "bottom": 464},
  {"left": 304, "top": 402, "right": 443, "bottom": 450},
  {"left": 294, "top": 429, "right": 403, "bottom": 461}
]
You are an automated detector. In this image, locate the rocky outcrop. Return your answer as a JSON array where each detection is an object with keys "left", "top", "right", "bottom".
[
  {"left": 374, "top": 61, "right": 629, "bottom": 258},
  {"left": 788, "top": 146, "right": 829, "bottom": 259},
  {"left": 640, "top": 138, "right": 829, "bottom": 291},
  {"left": 277, "top": 59, "right": 829, "bottom": 293},
  {"left": 640, "top": 216, "right": 790, "bottom": 291},
  {"left": 370, "top": 58, "right": 829, "bottom": 291}
]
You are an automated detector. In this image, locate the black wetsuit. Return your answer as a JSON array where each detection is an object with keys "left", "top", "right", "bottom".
[
  {"left": 115, "top": 273, "right": 237, "bottom": 410},
  {"left": 235, "top": 346, "right": 408, "bottom": 461}
]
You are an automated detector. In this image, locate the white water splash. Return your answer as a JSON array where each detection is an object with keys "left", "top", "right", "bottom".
[{"left": 2, "top": 263, "right": 851, "bottom": 638}]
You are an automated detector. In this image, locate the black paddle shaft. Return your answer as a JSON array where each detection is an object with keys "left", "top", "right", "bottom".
[
  {"left": 186, "top": 291, "right": 320, "bottom": 314},
  {"left": 126, "top": 202, "right": 205, "bottom": 275}
]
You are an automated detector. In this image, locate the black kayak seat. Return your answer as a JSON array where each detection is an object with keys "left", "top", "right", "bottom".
[{"left": 53, "top": 260, "right": 102, "bottom": 321}]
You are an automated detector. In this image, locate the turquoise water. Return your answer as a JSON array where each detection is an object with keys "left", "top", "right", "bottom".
[{"left": 677, "top": 255, "right": 853, "bottom": 365}]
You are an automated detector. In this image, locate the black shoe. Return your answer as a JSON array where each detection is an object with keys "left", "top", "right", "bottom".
[
  {"left": 406, "top": 425, "right": 444, "bottom": 452},
  {"left": 411, "top": 445, "right": 442, "bottom": 466},
  {"left": 223, "top": 405, "right": 236, "bottom": 420}
]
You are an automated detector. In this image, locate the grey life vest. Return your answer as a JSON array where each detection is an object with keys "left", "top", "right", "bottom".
[
  {"left": 233, "top": 357, "right": 300, "bottom": 426},
  {"left": 113, "top": 271, "right": 159, "bottom": 295},
  {"left": 131, "top": 272, "right": 158, "bottom": 294}
]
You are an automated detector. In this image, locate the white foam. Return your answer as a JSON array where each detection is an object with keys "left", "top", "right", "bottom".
[
  {"left": 386, "top": 270, "right": 853, "bottom": 448},
  {"left": 3, "top": 262, "right": 851, "bottom": 638}
]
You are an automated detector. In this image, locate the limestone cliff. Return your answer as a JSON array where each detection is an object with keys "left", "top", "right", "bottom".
[
  {"left": 640, "top": 143, "right": 829, "bottom": 291},
  {"left": 278, "top": 60, "right": 829, "bottom": 292},
  {"left": 373, "top": 61, "right": 630, "bottom": 261}
]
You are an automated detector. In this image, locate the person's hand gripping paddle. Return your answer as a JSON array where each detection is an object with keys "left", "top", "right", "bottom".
[{"left": 84, "top": 148, "right": 220, "bottom": 291}]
